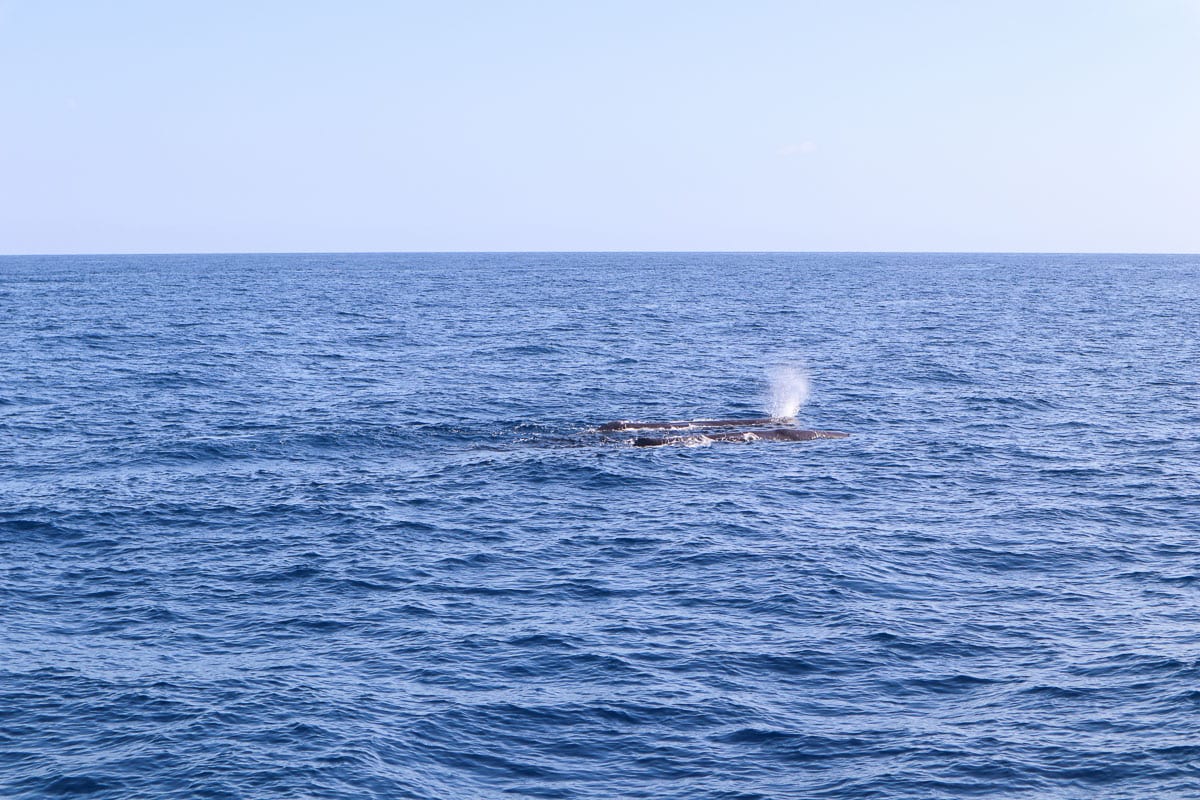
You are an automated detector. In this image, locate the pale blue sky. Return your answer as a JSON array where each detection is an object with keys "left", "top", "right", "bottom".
[{"left": 2, "top": 1, "right": 1198, "bottom": 254}]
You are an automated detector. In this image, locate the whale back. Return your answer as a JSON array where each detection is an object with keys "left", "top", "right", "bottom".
[
  {"left": 632, "top": 428, "right": 849, "bottom": 446},
  {"left": 600, "top": 417, "right": 781, "bottom": 431}
]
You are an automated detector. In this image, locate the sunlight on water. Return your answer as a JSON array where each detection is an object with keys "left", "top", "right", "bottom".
[{"left": 766, "top": 364, "right": 811, "bottom": 419}]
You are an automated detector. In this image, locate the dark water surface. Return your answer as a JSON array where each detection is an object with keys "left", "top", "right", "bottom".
[{"left": 3, "top": 253, "right": 1199, "bottom": 799}]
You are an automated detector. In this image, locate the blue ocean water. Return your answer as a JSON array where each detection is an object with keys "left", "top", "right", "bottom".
[{"left": 2, "top": 252, "right": 1199, "bottom": 799}]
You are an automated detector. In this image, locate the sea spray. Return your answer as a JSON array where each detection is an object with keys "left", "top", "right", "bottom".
[{"left": 766, "top": 364, "right": 811, "bottom": 419}]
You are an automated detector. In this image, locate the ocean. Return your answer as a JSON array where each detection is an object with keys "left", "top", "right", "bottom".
[{"left": 2, "top": 252, "right": 1198, "bottom": 799}]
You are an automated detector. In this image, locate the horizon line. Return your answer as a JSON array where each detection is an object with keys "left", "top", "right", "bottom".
[{"left": 2, "top": 249, "right": 1198, "bottom": 258}]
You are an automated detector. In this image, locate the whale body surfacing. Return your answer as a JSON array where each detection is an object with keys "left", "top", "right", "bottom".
[
  {"left": 599, "top": 418, "right": 783, "bottom": 432},
  {"left": 632, "top": 428, "right": 849, "bottom": 447}
]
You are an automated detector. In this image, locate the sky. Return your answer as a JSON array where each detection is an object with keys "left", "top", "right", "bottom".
[{"left": 1, "top": 0, "right": 1198, "bottom": 254}]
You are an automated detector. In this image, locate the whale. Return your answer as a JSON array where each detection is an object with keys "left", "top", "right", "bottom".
[
  {"left": 632, "top": 428, "right": 849, "bottom": 447},
  {"left": 599, "top": 417, "right": 783, "bottom": 431}
]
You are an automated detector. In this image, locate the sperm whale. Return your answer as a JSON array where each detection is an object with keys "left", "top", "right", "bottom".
[
  {"left": 631, "top": 428, "right": 849, "bottom": 447},
  {"left": 599, "top": 418, "right": 783, "bottom": 431}
]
